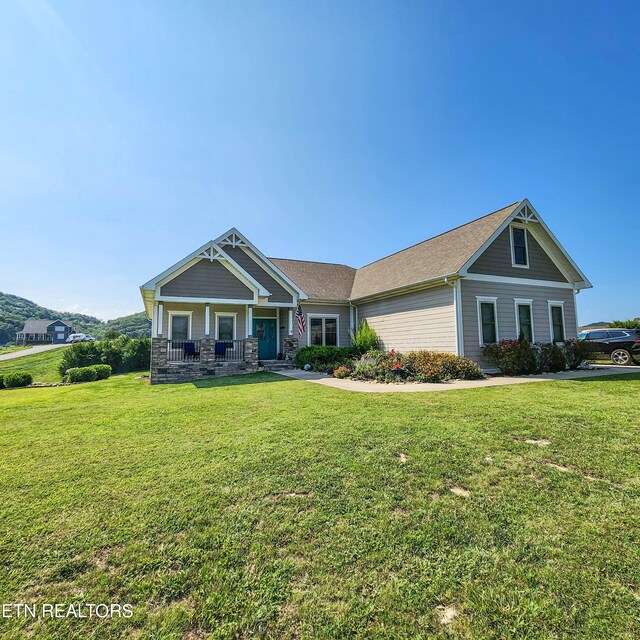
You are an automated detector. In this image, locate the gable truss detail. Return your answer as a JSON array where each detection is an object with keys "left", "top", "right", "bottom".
[
  {"left": 514, "top": 204, "right": 538, "bottom": 224},
  {"left": 197, "top": 246, "right": 226, "bottom": 261},
  {"left": 218, "top": 232, "right": 248, "bottom": 248}
]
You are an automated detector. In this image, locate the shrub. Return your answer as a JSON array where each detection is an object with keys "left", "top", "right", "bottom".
[
  {"left": 66, "top": 366, "right": 98, "bottom": 383},
  {"left": 123, "top": 338, "right": 151, "bottom": 371},
  {"left": 4, "top": 371, "right": 33, "bottom": 388},
  {"left": 93, "top": 364, "right": 112, "bottom": 380},
  {"left": 537, "top": 342, "right": 566, "bottom": 373},
  {"left": 351, "top": 320, "right": 380, "bottom": 355},
  {"left": 333, "top": 365, "right": 350, "bottom": 379},
  {"left": 563, "top": 339, "right": 594, "bottom": 370},
  {"left": 0, "top": 374, "right": 4, "bottom": 389},
  {"left": 482, "top": 339, "right": 538, "bottom": 375},
  {"left": 439, "top": 354, "right": 484, "bottom": 380},
  {"left": 295, "top": 346, "right": 355, "bottom": 372},
  {"left": 58, "top": 341, "right": 102, "bottom": 374}
]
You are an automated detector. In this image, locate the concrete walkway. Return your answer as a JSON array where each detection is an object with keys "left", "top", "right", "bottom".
[
  {"left": 274, "top": 365, "right": 640, "bottom": 393},
  {"left": 0, "top": 343, "right": 67, "bottom": 362}
]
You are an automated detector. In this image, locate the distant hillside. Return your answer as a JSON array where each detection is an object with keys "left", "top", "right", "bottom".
[{"left": 0, "top": 292, "right": 150, "bottom": 344}]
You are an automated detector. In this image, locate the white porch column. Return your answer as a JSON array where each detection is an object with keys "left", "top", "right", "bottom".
[
  {"left": 157, "top": 303, "right": 163, "bottom": 337},
  {"left": 246, "top": 305, "right": 253, "bottom": 337},
  {"left": 152, "top": 302, "right": 157, "bottom": 336},
  {"left": 205, "top": 304, "right": 210, "bottom": 336},
  {"left": 288, "top": 309, "right": 293, "bottom": 336}
]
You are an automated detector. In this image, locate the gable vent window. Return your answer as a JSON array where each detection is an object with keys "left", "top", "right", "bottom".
[{"left": 511, "top": 226, "right": 529, "bottom": 267}]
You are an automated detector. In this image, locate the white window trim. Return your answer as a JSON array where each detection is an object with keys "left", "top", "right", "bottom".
[
  {"left": 476, "top": 296, "right": 499, "bottom": 346},
  {"left": 167, "top": 310, "right": 193, "bottom": 340},
  {"left": 547, "top": 300, "right": 566, "bottom": 343},
  {"left": 510, "top": 223, "right": 530, "bottom": 269},
  {"left": 307, "top": 313, "right": 340, "bottom": 347},
  {"left": 214, "top": 312, "right": 237, "bottom": 341},
  {"left": 514, "top": 298, "right": 535, "bottom": 342}
]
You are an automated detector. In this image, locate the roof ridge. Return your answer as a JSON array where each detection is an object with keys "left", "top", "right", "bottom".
[
  {"left": 357, "top": 200, "right": 523, "bottom": 270},
  {"left": 269, "top": 257, "right": 356, "bottom": 269}
]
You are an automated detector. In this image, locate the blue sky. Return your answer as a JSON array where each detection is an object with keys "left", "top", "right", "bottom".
[{"left": 1, "top": 1, "right": 638, "bottom": 322}]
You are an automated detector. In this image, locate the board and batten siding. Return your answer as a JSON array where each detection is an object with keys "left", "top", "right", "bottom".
[
  {"left": 294, "top": 303, "right": 352, "bottom": 348},
  {"left": 357, "top": 285, "right": 457, "bottom": 354},
  {"left": 160, "top": 260, "right": 254, "bottom": 300},
  {"left": 460, "top": 279, "right": 577, "bottom": 366},
  {"left": 468, "top": 226, "right": 569, "bottom": 282}
]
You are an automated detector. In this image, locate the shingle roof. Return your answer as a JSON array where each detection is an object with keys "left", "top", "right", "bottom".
[
  {"left": 268, "top": 258, "right": 356, "bottom": 302},
  {"left": 19, "top": 319, "right": 59, "bottom": 334},
  {"left": 270, "top": 202, "right": 523, "bottom": 302},
  {"left": 350, "top": 201, "right": 522, "bottom": 299}
]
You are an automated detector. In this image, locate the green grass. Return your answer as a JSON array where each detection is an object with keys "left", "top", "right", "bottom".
[
  {"left": 1, "top": 372, "right": 639, "bottom": 639},
  {"left": 0, "top": 346, "right": 68, "bottom": 382}
]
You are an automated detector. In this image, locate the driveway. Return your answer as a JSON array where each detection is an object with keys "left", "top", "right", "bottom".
[
  {"left": 0, "top": 343, "right": 67, "bottom": 362},
  {"left": 275, "top": 364, "right": 640, "bottom": 393}
]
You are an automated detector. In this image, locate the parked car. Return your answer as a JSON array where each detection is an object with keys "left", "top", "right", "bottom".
[
  {"left": 66, "top": 333, "right": 88, "bottom": 343},
  {"left": 84, "top": 335, "right": 96, "bottom": 342},
  {"left": 577, "top": 328, "right": 640, "bottom": 365}
]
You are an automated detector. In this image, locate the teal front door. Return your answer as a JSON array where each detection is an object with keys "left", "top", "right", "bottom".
[{"left": 253, "top": 318, "right": 277, "bottom": 360}]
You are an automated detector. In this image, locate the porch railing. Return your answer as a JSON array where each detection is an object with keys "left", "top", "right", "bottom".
[
  {"left": 167, "top": 340, "right": 201, "bottom": 362},
  {"left": 214, "top": 339, "right": 244, "bottom": 361}
]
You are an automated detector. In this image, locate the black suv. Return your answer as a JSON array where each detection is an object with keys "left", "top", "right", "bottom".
[{"left": 578, "top": 328, "right": 640, "bottom": 365}]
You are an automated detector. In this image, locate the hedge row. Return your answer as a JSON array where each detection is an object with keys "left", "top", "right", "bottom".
[
  {"left": 482, "top": 339, "right": 594, "bottom": 375},
  {"left": 58, "top": 337, "right": 150, "bottom": 376}
]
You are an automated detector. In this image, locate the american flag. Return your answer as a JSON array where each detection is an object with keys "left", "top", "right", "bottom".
[{"left": 295, "top": 304, "right": 306, "bottom": 336}]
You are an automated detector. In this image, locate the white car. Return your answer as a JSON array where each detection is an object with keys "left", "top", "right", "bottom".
[{"left": 66, "top": 333, "right": 88, "bottom": 343}]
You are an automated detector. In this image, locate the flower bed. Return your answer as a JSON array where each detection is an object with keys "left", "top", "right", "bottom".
[{"left": 316, "top": 349, "right": 484, "bottom": 384}]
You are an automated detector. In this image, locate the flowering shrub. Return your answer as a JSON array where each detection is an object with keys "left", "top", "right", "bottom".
[
  {"left": 482, "top": 339, "right": 538, "bottom": 375},
  {"left": 332, "top": 365, "right": 350, "bottom": 379}
]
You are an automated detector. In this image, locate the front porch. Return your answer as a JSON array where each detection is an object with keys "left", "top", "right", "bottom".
[{"left": 149, "top": 303, "right": 300, "bottom": 384}]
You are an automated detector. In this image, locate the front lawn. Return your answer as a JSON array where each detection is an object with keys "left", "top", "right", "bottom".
[{"left": 1, "top": 373, "right": 639, "bottom": 639}]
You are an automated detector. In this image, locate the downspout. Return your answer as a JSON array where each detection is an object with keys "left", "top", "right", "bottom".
[{"left": 445, "top": 277, "right": 464, "bottom": 356}]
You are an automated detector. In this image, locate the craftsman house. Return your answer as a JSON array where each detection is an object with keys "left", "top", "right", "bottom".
[
  {"left": 16, "top": 319, "right": 73, "bottom": 345},
  {"left": 140, "top": 199, "right": 591, "bottom": 383}
]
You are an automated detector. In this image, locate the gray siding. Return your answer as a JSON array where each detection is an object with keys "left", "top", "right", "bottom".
[
  {"left": 224, "top": 247, "right": 293, "bottom": 303},
  {"left": 469, "top": 226, "right": 569, "bottom": 282},
  {"left": 294, "top": 303, "right": 352, "bottom": 348},
  {"left": 460, "top": 279, "right": 577, "bottom": 367},
  {"left": 160, "top": 303, "right": 249, "bottom": 340},
  {"left": 160, "top": 260, "right": 254, "bottom": 300},
  {"left": 357, "top": 285, "right": 457, "bottom": 354}
]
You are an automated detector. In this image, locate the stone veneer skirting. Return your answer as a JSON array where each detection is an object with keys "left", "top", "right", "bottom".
[{"left": 150, "top": 337, "right": 262, "bottom": 384}]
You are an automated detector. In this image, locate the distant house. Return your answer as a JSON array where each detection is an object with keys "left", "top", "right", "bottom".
[
  {"left": 140, "top": 198, "right": 592, "bottom": 383},
  {"left": 16, "top": 319, "right": 73, "bottom": 345}
]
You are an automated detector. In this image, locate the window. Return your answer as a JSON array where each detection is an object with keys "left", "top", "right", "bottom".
[
  {"left": 476, "top": 297, "right": 498, "bottom": 345},
  {"left": 511, "top": 226, "right": 529, "bottom": 267},
  {"left": 607, "top": 330, "right": 627, "bottom": 338},
  {"left": 514, "top": 299, "right": 534, "bottom": 342},
  {"left": 588, "top": 330, "right": 608, "bottom": 340},
  {"left": 170, "top": 315, "right": 189, "bottom": 340},
  {"left": 308, "top": 315, "right": 339, "bottom": 346},
  {"left": 54, "top": 325, "right": 65, "bottom": 332},
  {"left": 217, "top": 315, "right": 235, "bottom": 341},
  {"left": 548, "top": 302, "right": 565, "bottom": 342}
]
